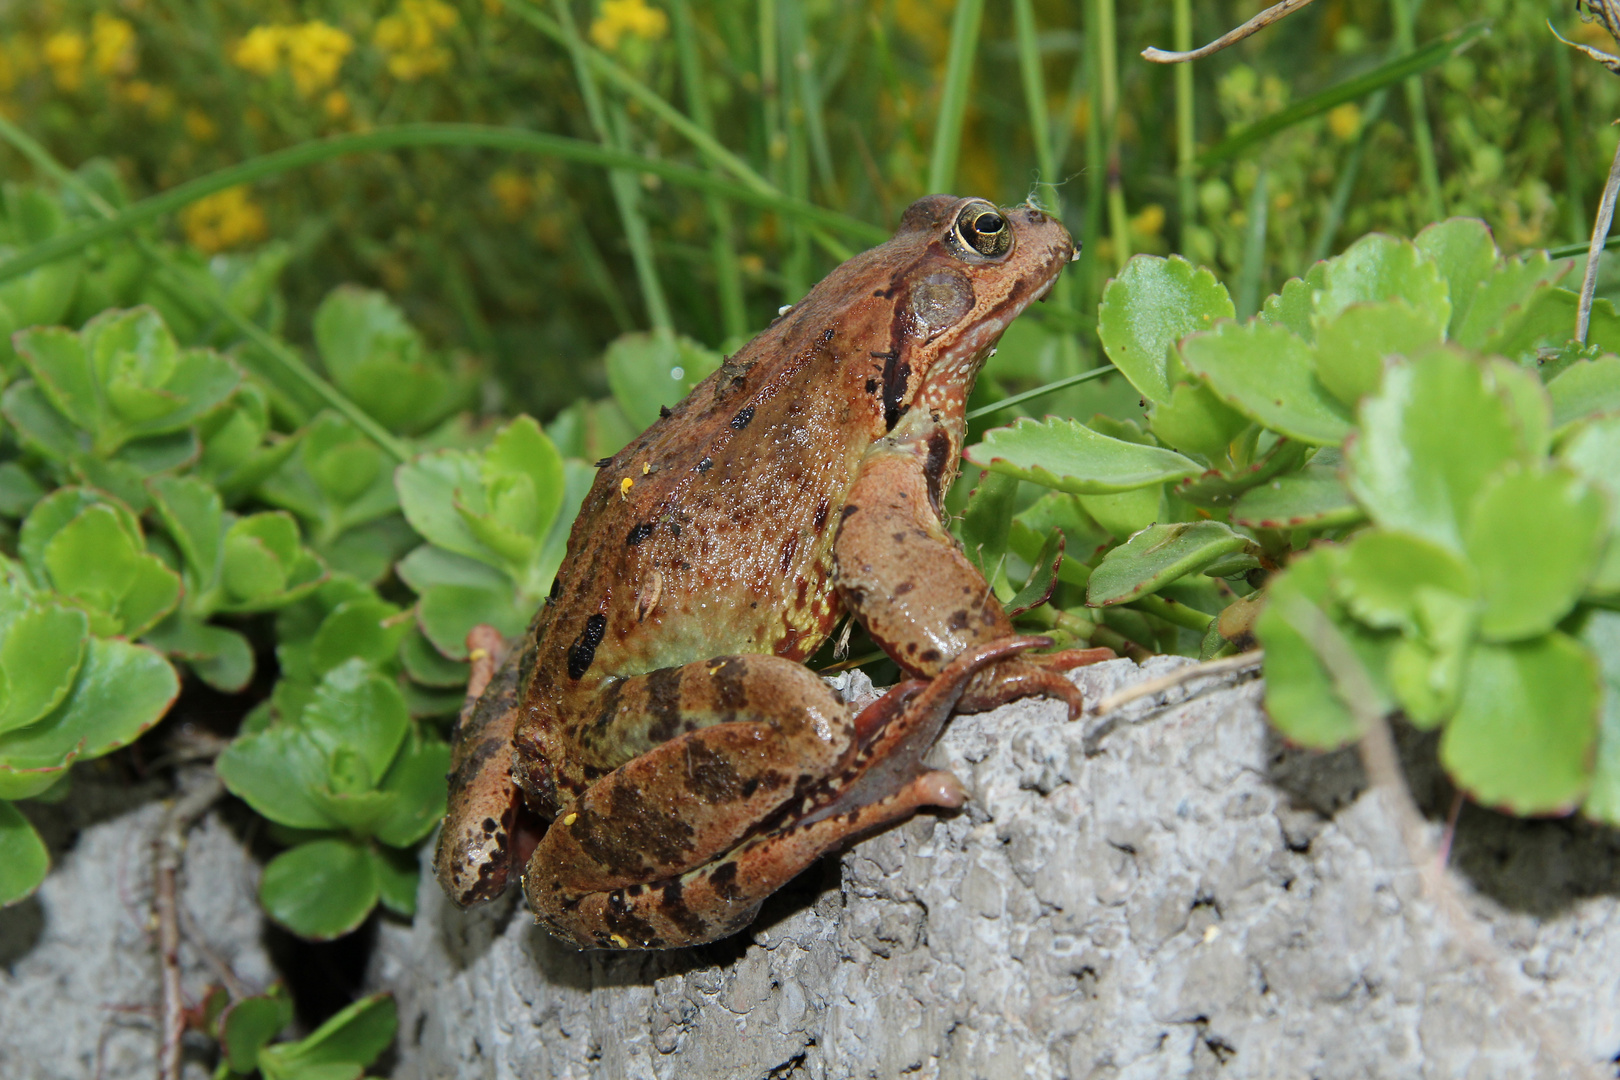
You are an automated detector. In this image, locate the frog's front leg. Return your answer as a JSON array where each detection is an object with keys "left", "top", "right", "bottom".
[
  {"left": 522, "top": 636, "right": 1039, "bottom": 949},
  {"left": 834, "top": 411, "right": 1111, "bottom": 715}
]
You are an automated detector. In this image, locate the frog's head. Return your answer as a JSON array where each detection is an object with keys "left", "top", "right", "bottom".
[{"left": 869, "top": 194, "right": 1077, "bottom": 429}]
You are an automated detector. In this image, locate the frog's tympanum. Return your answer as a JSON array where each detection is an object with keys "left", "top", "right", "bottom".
[{"left": 435, "top": 194, "right": 1111, "bottom": 949}]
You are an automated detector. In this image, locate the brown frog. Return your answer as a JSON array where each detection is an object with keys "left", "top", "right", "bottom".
[{"left": 434, "top": 194, "right": 1111, "bottom": 949}]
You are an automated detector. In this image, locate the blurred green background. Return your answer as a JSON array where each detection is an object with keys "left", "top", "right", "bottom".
[{"left": 1, "top": 0, "right": 1614, "bottom": 423}]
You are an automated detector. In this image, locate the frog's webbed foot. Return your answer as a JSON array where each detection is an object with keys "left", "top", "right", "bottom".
[
  {"left": 434, "top": 625, "right": 527, "bottom": 907},
  {"left": 958, "top": 645, "right": 1116, "bottom": 718}
]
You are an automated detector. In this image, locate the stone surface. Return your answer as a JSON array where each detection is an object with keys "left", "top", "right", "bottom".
[
  {"left": 0, "top": 771, "right": 274, "bottom": 1080},
  {"left": 370, "top": 657, "right": 1620, "bottom": 1079}
]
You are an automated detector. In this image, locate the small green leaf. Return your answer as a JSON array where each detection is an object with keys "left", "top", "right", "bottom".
[
  {"left": 0, "top": 602, "right": 88, "bottom": 736},
  {"left": 1004, "top": 529, "right": 1063, "bottom": 617},
  {"left": 482, "top": 416, "right": 565, "bottom": 547},
  {"left": 959, "top": 470, "right": 1018, "bottom": 575},
  {"left": 1558, "top": 416, "right": 1620, "bottom": 594},
  {"left": 147, "top": 475, "right": 224, "bottom": 587},
  {"left": 1256, "top": 547, "right": 1395, "bottom": 749},
  {"left": 0, "top": 800, "right": 49, "bottom": 906},
  {"left": 143, "top": 616, "right": 254, "bottom": 693},
  {"left": 396, "top": 543, "right": 516, "bottom": 594},
  {"left": 604, "top": 332, "right": 722, "bottom": 431},
  {"left": 0, "top": 638, "right": 178, "bottom": 770},
  {"left": 1145, "top": 381, "right": 1251, "bottom": 461},
  {"left": 1312, "top": 301, "right": 1444, "bottom": 407},
  {"left": 965, "top": 416, "right": 1202, "bottom": 495},
  {"left": 217, "top": 723, "right": 335, "bottom": 830},
  {"left": 0, "top": 463, "right": 45, "bottom": 518},
  {"left": 259, "top": 838, "right": 379, "bottom": 940},
  {"left": 1174, "top": 439, "right": 1312, "bottom": 510},
  {"left": 299, "top": 660, "right": 409, "bottom": 790},
  {"left": 1483, "top": 358, "right": 1552, "bottom": 462},
  {"left": 1087, "top": 522, "right": 1260, "bottom": 606},
  {"left": 1258, "top": 262, "right": 1328, "bottom": 342},
  {"left": 1312, "top": 233, "right": 1451, "bottom": 329},
  {"left": 1464, "top": 466, "right": 1606, "bottom": 641},
  {"left": 1450, "top": 251, "right": 1571, "bottom": 351},
  {"left": 394, "top": 449, "right": 491, "bottom": 565},
  {"left": 1229, "top": 466, "right": 1362, "bottom": 529},
  {"left": 13, "top": 325, "right": 98, "bottom": 431},
  {"left": 1581, "top": 610, "right": 1620, "bottom": 825},
  {"left": 1179, "top": 320, "right": 1352, "bottom": 445},
  {"left": 1440, "top": 635, "right": 1598, "bottom": 815},
  {"left": 398, "top": 628, "right": 469, "bottom": 688},
  {"left": 1348, "top": 349, "right": 1523, "bottom": 553},
  {"left": 310, "top": 599, "right": 411, "bottom": 676},
  {"left": 1097, "top": 255, "right": 1235, "bottom": 403},
  {"left": 373, "top": 846, "right": 421, "bottom": 916},
  {"left": 1413, "top": 218, "right": 1498, "bottom": 338},
  {"left": 1077, "top": 485, "right": 1165, "bottom": 540},
  {"left": 1546, "top": 356, "right": 1620, "bottom": 436},
  {"left": 374, "top": 727, "right": 451, "bottom": 847},
  {"left": 263, "top": 992, "right": 397, "bottom": 1073},
  {"left": 415, "top": 584, "right": 530, "bottom": 661},
  {"left": 1335, "top": 530, "right": 1476, "bottom": 634},
  {"left": 218, "top": 991, "right": 294, "bottom": 1072}
]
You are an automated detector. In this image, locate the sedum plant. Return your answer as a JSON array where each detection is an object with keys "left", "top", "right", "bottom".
[{"left": 966, "top": 219, "right": 1620, "bottom": 820}]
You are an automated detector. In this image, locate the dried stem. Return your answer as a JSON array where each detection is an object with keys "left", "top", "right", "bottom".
[
  {"left": 1092, "top": 650, "right": 1264, "bottom": 716},
  {"left": 1142, "top": 0, "right": 1320, "bottom": 63},
  {"left": 154, "top": 775, "right": 224, "bottom": 1080},
  {"left": 1276, "top": 598, "right": 1604, "bottom": 1080},
  {"left": 1577, "top": 133, "right": 1620, "bottom": 344}
]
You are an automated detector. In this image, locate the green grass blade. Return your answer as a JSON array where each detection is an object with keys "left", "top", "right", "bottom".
[
  {"left": 1391, "top": 0, "right": 1443, "bottom": 222},
  {"left": 927, "top": 0, "right": 986, "bottom": 192},
  {"left": 1308, "top": 88, "right": 1389, "bottom": 264},
  {"left": 1013, "top": 0, "right": 1057, "bottom": 203},
  {"left": 0, "top": 124, "right": 887, "bottom": 290},
  {"left": 964, "top": 365, "right": 1117, "bottom": 422},
  {"left": 1199, "top": 22, "right": 1488, "bottom": 168},
  {"left": 1235, "top": 168, "right": 1270, "bottom": 319}
]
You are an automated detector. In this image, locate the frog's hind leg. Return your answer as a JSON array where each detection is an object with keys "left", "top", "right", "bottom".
[
  {"left": 525, "top": 636, "right": 1040, "bottom": 949},
  {"left": 434, "top": 625, "right": 528, "bottom": 907}
]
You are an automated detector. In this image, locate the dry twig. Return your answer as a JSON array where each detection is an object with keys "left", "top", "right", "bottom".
[
  {"left": 154, "top": 774, "right": 224, "bottom": 1080},
  {"left": 1142, "top": 0, "right": 1320, "bottom": 63},
  {"left": 1091, "top": 650, "right": 1264, "bottom": 716}
]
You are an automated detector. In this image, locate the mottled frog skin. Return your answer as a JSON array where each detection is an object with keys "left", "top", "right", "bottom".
[{"left": 434, "top": 194, "right": 1111, "bottom": 949}]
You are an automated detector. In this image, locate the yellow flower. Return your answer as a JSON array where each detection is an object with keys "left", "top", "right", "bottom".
[
  {"left": 91, "top": 13, "right": 137, "bottom": 78},
  {"left": 184, "top": 107, "right": 217, "bottom": 142},
  {"left": 181, "top": 187, "right": 269, "bottom": 254},
  {"left": 284, "top": 21, "right": 352, "bottom": 97},
  {"left": 488, "top": 169, "right": 534, "bottom": 220},
  {"left": 1130, "top": 203, "right": 1166, "bottom": 239},
  {"left": 1326, "top": 102, "right": 1361, "bottom": 142},
  {"left": 374, "top": 0, "right": 459, "bottom": 81},
  {"left": 324, "top": 89, "right": 350, "bottom": 121},
  {"left": 589, "top": 0, "right": 668, "bottom": 51},
  {"left": 116, "top": 78, "right": 153, "bottom": 106},
  {"left": 231, "top": 25, "right": 284, "bottom": 77},
  {"left": 44, "top": 30, "right": 87, "bottom": 93}
]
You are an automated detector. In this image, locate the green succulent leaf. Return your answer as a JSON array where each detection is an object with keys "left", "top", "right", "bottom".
[
  {"left": 1464, "top": 466, "right": 1606, "bottom": 641},
  {"left": 1097, "top": 255, "right": 1235, "bottom": 403},
  {"left": 965, "top": 416, "right": 1202, "bottom": 495},
  {"left": 218, "top": 991, "right": 294, "bottom": 1073},
  {"left": 1256, "top": 547, "right": 1396, "bottom": 749},
  {"left": 300, "top": 659, "right": 409, "bottom": 790},
  {"left": 373, "top": 727, "right": 452, "bottom": 848},
  {"left": 1229, "top": 466, "right": 1362, "bottom": 530},
  {"left": 314, "top": 286, "right": 474, "bottom": 435},
  {"left": 309, "top": 598, "right": 412, "bottom": 676},
  {"left": 414, "top": 583, "right": 530, "bottom": 660},
  {"left": 1078, "top": 485, "right": 1166, "bottom": 540},
  {"left": 373, "top": 845, "right": 422, "bottom": 916},
  {"left": 1312, "top": 300, "right": 1444, "bottom": 408},
  {"left": 1179, "top": 320, "right": 1352, "bottom": 445},
  {"left": 217, "top": 722, "right": 335, "bottom": 830},
  {"left": 1582, "top": 610, "right": 1620, "bottom": 825},
  {"left": 259, "top": 837, "right": 379, "bottom": 940},
  {"left": 0, "top": 637, "right": 178, "bottom": 771},
  {"left": 1558, "top": 416, "right": 1620, "bottom": 594},
  {"left": 261, "top": 991, "right": 397, "bottom": 1074},
  {"left": 399, "top": 627, "right": 470, "bottom": 687},
  {"left": 1413, "top": 217, "right": 1498, "bottom": 338},
  {"left": 3, "top": 380, "right": 84, "bottom": 461},
  {"left": 0, "top": 463, "right": 44, "bottom": 519},
  {"left": 0, "top": 602, "right": 88, "bottom": 737},
  {"left": 1144, "top": 380, "right": 1251, "bottom": 461},
  {"left": 1546, "top": 356, "right": 1620, "bottom": 437},
  {"left": 960, "top": 470, "right": 1018, "bottom": 576},
  {"left": 0, "top": 800, "right": 49, "bottom": 907},
  {"left": 1440, "top": 634, "right": 1598, "bottom": 815},
  {"left": 1347, "top": 349, "right": 1523, "bottom": 553},
  {"left": 220, "top": 512, "right": 324, "bottom": 612},
  {"left": 147, "top": 474, "right": 225, "bottom": 589},
  {"left": 1334, "top": 529, "right": 1476, "bottom": 635},
  {"left": 143, "top": 615, "right": 254, "bottom": 694},
  {"left": 41, "top": 504, "right": 180, "bottom": 637},
  {"left": 1087, "top": 521, "right": 1261, "bottom": 606},
  {"left": 1312, "top": 233, "right": 1451, "bottom": 329},
  {"left": 604, "top": 331, "right": 723, "bottom": 431},
  {"left": 1449, "top": 251, "right": 1571, "bottom": 351},
  {"left": 1257, "top": 262, "right": 1328, "bottom": 342}
]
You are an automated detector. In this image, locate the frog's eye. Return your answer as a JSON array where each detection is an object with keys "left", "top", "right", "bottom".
[{"left": 954, "top": 203, "right": 1012, "bottom": 258}]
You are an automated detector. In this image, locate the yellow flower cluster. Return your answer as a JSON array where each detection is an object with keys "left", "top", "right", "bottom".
[
  {"left": 488, "top": 169, "right": 535, "bottom": 221},
  {"left": 91, "top": 13, "right": 137, "bottom": 78},
  {"left": 374, "top": 0, "right": 458, "bottom": 81},
  {"left": 231, "top": 20, "right": 354, "bottom": 97},
  {"left": 44, "top": 31, "right": 87, "bottom": 93},
  {"left": 589, "top": 0, "right": 668, "bottom": 52},
  {"left": 181, "top": 187, "right": 269, "bottom": 254}
]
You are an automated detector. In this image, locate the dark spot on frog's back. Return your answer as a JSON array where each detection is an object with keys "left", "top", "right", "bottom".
[
  {"left": 731, "top": 406, "right": 755, "bottom": 430},
  {"left": 659, "top": 405, "right": 673, "bottom": 418},
  {"left": 567, "top": 613, "right": 608, "bottom": 679},
  {"left": 626, "top": 521, "right": 656, "bottom": 547},
  {"left": 821, "top": 327, "right": 835, "bottom": 343},
  {"left": 696, "top": 457, "right": 713, "bottom": 473},
  {"left": 685, "top": 740, "right": 744, "bottom": 802},
  {"left": 813, "top": 497, "right": 830, "bottom": 533},
  {"left": 923, "top": 429, "right": 951, "bottom": 510},
  {"left": 708, "top": 860, "right": 745, "bottom": 902},
  {"left": 645, "top": 666, "right": 683, "bottom": 742},
  {"left": 659, "top": 879, "right": 708, "bottom": 939}
]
